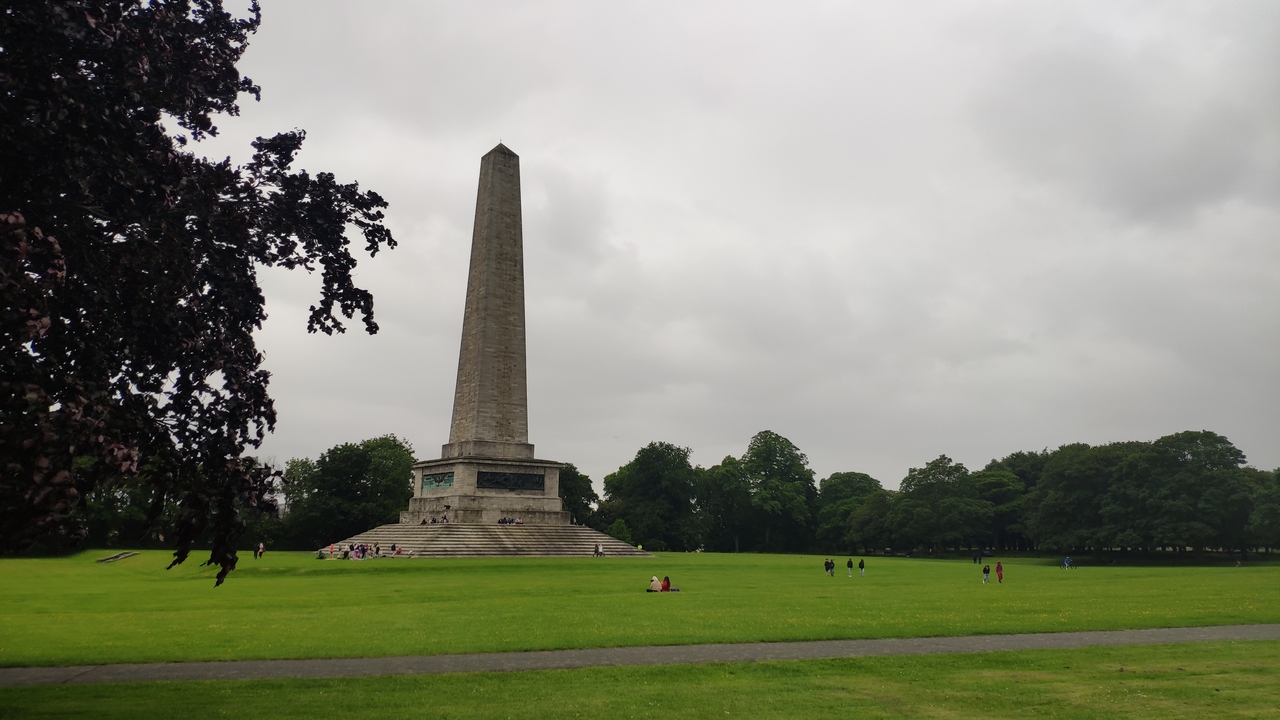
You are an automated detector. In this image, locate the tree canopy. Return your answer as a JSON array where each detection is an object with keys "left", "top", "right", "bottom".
[
  {"left": 601, "top": 442, "right": 701, "bottom": 551},
  {"left": 743, "top": 430, "right": 816, "bottom": 551},
  {"left": 814, "top": 471, "right": 881, "bottom": 552},
  {"left": 601, "top": 429, "right": 1275, "bottom": 560},
  {"left": 278, "top": 435, "right": 414, "bottom": 550},
  {"left": 557, "top": 463, "right": 599, "bottom": 527},
  {"left": 1, "top": 1, "right": 394, "bottom": 582}
]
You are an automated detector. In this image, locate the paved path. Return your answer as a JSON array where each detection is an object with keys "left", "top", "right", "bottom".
[{"left": 3, "top": 624, "right": 1278, "bottom": 688}]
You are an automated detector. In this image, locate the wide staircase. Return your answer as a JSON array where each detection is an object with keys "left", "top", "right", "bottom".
[{"left": 325, "top": 523, "right": 652, "bottom": 558}]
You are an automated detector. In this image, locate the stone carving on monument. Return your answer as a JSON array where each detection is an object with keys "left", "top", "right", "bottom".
[{"left": 400, "top": 143, "right": 571, "bottom": 526}]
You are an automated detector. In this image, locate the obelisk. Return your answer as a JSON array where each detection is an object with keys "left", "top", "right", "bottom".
[
  {"left": 443, "top": 144, "right": 533, "bottom": 460},
  {"left": 403, "top": 144, "right": 568, "bottom": 525}
]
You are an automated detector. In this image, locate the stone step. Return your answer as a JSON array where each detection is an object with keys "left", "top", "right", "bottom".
[{"left": 323, "top": 523, "right": 652, "bottom": 558}]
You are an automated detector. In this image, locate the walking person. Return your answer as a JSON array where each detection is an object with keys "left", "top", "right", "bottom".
[
  {"left": 847, "top": 558, "right": 853, "bottom": 577},
  {"left": 858, "top": 558, "right": 865, "bottom": 577},
  {"left": 996, "top": 561, "right": 1004, "bottom": 584},
  {"left": 257, "top": 541, "right": 265, "bottom": 560},
  {"left": 982, "top": 564, "right": 991, "bottom": 584}
]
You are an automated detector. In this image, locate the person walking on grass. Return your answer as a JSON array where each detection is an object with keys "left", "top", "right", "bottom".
[
  {"left": 858, "top": 558, "right": 865, "bottom": 577},
  {"left": 847, "top": 558, "right": 853, "bottom": 577},
  {"left": 982, "top": 564, "right": 991, "bottom": 584},
  {"left": 996, "top": 561, "right": 1004, "bottom": 584},
  {"left": 257, "top": 541, "right": 265, "bottom": 560}
]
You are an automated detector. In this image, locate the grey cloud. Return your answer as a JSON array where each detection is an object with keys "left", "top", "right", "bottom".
[
  {"left": 212, "top": 1, "right": 1279, "bottom": 490},
  {"left": 973, "top": 6, "right": 1280, "bottom": 222}
]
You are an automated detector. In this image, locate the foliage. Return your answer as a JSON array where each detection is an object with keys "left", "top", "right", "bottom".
[
  {"left": 1247, "top": 469, "right": 1280, "bottom": 550},
  {"left": 1021, "top": 442, "right": 1135, "bottom": 553},
  {"left": 814, "top": 471, "right": 881, "bottom": 552},
  {"left": 1022, "top": 433, "right": 1263, "bottom": 555},
  {"left": 967, "top": 469, "right": 1025, "bottom": 550},
  {"left": 0, "top": 1, "right": 393, "bottom": 582},
  {"left": 557, "top": 463, "right": 599, "bottom": 527},
  {"left": 696, "top": 456, "right": 754, "bottom": 552},
  {"left": 606, "top": 519, "right": 632, "bottom": 545},
  {"left": 984, "top": 449, "right": 1051, "bottom": 490},
  {"left": 278, "top": 436, "right": 414, "bottom": 550},
  {"left": 743, "top": 431, "right": 817, "bottom": 551},
  {"left": 1120, "top": 431, "right": 1254, "bottom": 553},
  {"left": 602, "top": 442, "right": 702, "bottom": 551},
  {"left": 847, "top": 489, "right": 896, "bottom": 553},
  {"left": 889, "top": 455, "right": 991, "bottom": 552},
  {"left": 600, "top": 429, "right": 1273, "bottom": 558}
]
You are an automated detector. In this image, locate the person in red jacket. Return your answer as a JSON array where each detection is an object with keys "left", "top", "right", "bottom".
[
  {"left": 996, "top": 561, "right": 1004, "bottom": 584},
  {"left": 661, "top": 576, "right": 680, "bottom": 592}
]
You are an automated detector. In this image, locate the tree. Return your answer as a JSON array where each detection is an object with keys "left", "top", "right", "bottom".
[
  {"left": 557, "top": 463, "right": 598, "bottom": 527},
  {"left": 814, "top": 471, "right": 882, "bottom": 552},
  {"left": 743, "top": 431, "right": 816, "bottom": 551},
  {"left": 890, "top": 455, "right": 989, "bottom": 552},
  {"left": 847, "top": 489, "right": 896, "bottom": 554},
  {"left": 1246, "top": 469, "right": 1280, "bottom": 552},
  {"left": 697, "top": 456, "right": 754, "bottom": 553},
  {"left": 280, "top": 436, "right": 414, "bottom": 550},
  {"left": 984, "top": 450, "right": 1051, "bottom": 490},
  {"left": 966, "top": 469, "right": 1025, "bottom": 550},
  {"left": 1, "top": 1, "right": 393, "bottom": 582},
  {"left": 1117, "top": 431, "right": 1253, "bottom": 555},
  {"left": 1024, "top": 442, "right": 1145, "bottom": 554},
  {"left": 602, "top": 442, "right": 701, "bottom": 551},
  {"left": 606, "top": 519, "right": 632, "bottom": 544}
]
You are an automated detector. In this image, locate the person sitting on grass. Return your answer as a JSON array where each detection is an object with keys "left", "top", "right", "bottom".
[
  {"left": 661, "top": 576, "right": 680, "bottom": 592},
  {"left": 647, "top": 576, "right": 662, "bottom": 592}
]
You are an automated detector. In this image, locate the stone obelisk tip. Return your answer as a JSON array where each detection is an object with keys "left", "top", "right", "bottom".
[{"left": 485, "top": 142, "right": 518, "bottom": 158}]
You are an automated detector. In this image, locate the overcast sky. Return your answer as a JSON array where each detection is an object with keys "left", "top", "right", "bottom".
[{"left": 199, "top": 1, "right": 1279, "bottom": 491}]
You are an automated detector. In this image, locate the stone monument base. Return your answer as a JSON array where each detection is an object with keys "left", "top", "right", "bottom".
[{"left": 402, "top": 456, "right": 571, "bottom": 526}]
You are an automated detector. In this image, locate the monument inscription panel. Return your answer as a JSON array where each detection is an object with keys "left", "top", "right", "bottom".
[
  {"left": 422, "top": 472, "right": 454, "bottom": 490},
  {"left": 476, "top": 471, "right": 545, "bottom": 491}
]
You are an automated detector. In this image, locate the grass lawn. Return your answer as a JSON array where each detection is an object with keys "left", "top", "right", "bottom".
[
  {"left": 2, "top": 641, "right": 1278, "bottom": 719},
  {"left": 1, "top": 550, "right": 1276, "bottom": 667}
]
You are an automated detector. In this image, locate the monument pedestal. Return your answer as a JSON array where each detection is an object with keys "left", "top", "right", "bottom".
[{"left": 402, "top": 456, "right": 570, "bottom": 526}]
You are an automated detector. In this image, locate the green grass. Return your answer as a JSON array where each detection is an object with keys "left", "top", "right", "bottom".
[
  {"left": 2, "top": 641, "right": 1278, "bottom": 719},
  {"left": 2, "top": 550, "right": 1276, "bottom": 667}
]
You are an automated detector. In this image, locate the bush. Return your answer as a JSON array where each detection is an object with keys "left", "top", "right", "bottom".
[{"left": 607, "top": 519, "right": 632, "bottom": 545}]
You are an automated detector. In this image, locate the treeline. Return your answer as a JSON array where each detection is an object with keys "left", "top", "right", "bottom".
[
  {"left": 75, "top": 436, "right": 416, "bottom": 552},
  {"left": 72, "top": 429, "right": 1280, "bottom": 560},
  {"left": 571, "top": 430, "right": 1280, "bottom": 558}
]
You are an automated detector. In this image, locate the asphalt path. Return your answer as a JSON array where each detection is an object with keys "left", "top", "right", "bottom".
[{"left": 3, "top": 624, "right": 1277, "bottom": 688}]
